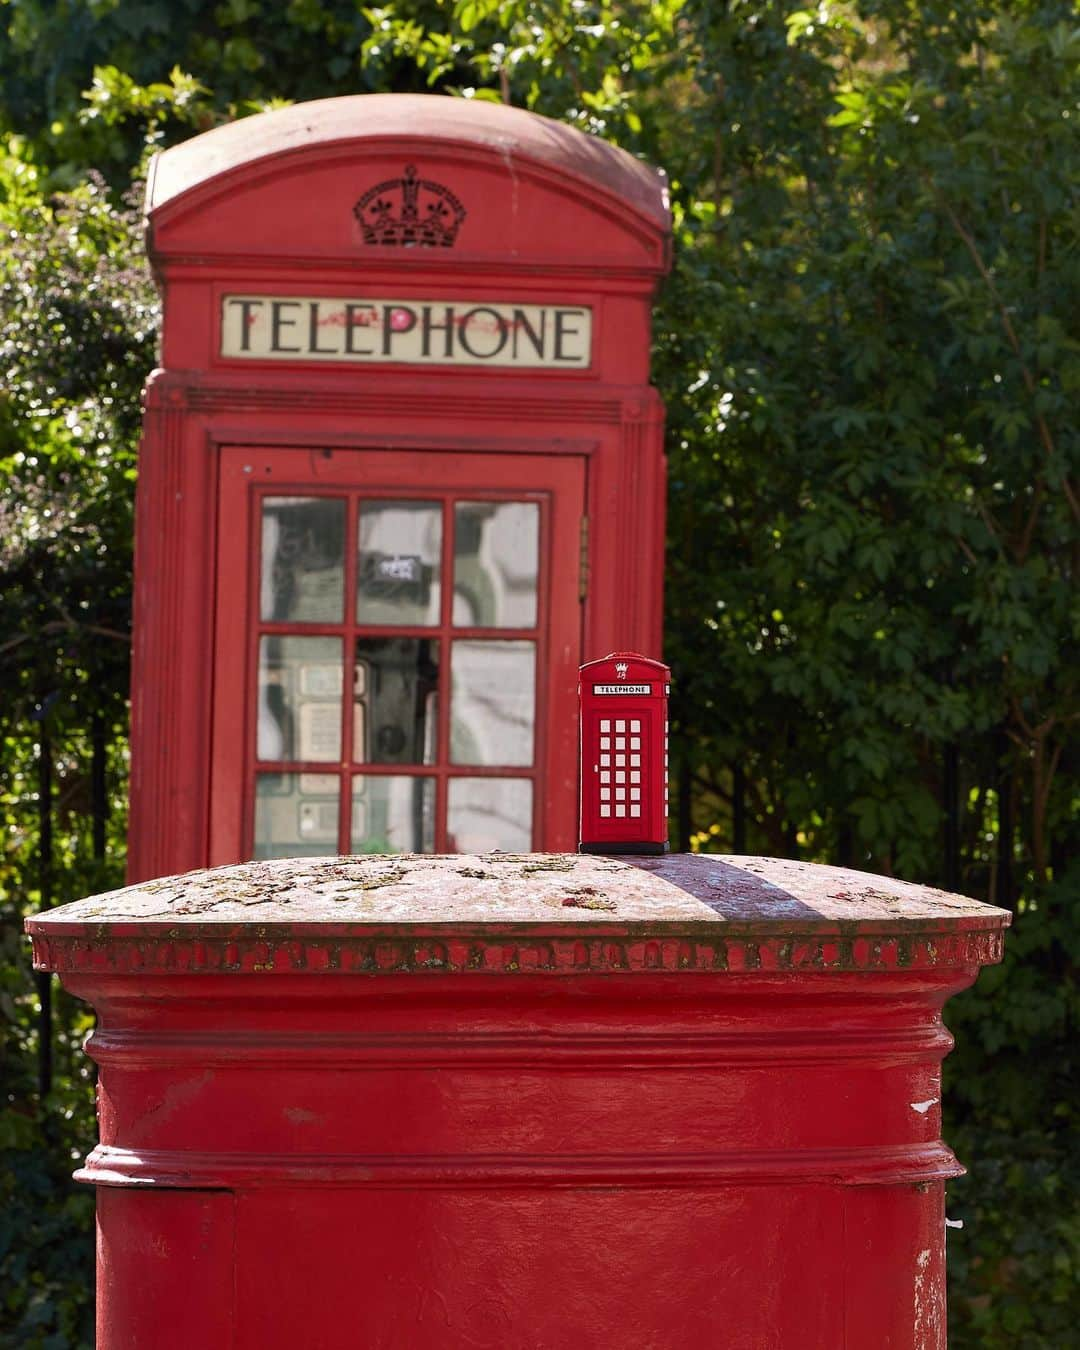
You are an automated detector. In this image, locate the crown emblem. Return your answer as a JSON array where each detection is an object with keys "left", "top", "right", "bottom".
[
  {"left": 353, "top": 165, "right": 466, "bottom": 248},
  {"left": 615, "top": 662, "right": 629, "bottom": 679}
]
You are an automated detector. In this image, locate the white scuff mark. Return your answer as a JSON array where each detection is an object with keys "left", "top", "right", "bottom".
[
  {"left": 946, "top": 1218, "right": 964, "bottom": 1230},
  {"left": 913, "top": 1247, "right": 937, "bottom": 1342},
  {"left": 910, "top": 1098, "right": 938, "bottom": 1113}
]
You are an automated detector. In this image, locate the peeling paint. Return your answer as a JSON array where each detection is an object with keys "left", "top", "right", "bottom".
[
  {"left": 910, "top": 1099, "right": 938, "bottom": 1114},
  {"left": 912, "top": 1246, "right": 938, "bottom": 1346},
  {"left": 551, "top": 886, "right": 617, "bottom": 912}
]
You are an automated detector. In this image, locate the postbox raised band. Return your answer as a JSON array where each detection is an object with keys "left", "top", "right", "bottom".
[
  {"left": 76, "top": 1140, "right": 966, "bottom": 1192},
  {"left": 30, "top": 924, "right": 1005, "bottom": 977}
]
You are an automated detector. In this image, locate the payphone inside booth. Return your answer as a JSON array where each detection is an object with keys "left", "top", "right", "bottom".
[
  {"left": 128, "top": 95, "right": 671, "bottom": 880},
  {"left": 254, "top": 492, "right": 441, "bottom": 857}
]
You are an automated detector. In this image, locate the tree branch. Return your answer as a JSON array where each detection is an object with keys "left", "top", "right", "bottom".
[
  {"left": 0, "top": 619, "right": 129, "bottom": 659},
  {"left": 926, "top": 178, "right": 1080, "bottom": 525}
]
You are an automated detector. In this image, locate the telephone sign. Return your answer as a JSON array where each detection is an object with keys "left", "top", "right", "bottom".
[
  {"left": 579, "top": 652, "right": 671, "bottom": 855},
  {"left": 220, "top": 295, "right": 592, "bottom": 368}
]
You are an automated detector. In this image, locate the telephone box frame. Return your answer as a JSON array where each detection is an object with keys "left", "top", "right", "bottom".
[{"left": 128, "top": 95, "right": 671, "bottom": 880}]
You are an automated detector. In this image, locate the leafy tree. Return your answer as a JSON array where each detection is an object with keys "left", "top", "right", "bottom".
[
  {"left": 0, "top": 0, "right": 418, "bottom": 181},
  {"left": 0, "top": 143, "right": 152, "bottom": 1346}
]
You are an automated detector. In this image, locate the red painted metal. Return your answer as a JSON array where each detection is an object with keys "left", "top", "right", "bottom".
[
  {"left": 128, "top": 94, "right": 671, "bottom": 881},
  {"left": 579, "top": 651, "right": 670, "bottom": 853},
  {"left": 28, "top": 852, "right": 1009, "bottom": 1349}
]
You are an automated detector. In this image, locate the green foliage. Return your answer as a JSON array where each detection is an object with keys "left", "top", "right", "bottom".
[
  {"left": 0, "top": 0, "right": 417, "bottom": 182},
  {"left": 0, "top": 1038, "right": 97, "bottom": 1349},
  {"left": 944, "top": 871, "right": 1080, "bottom": 1344},
  {"left": 0, "top": 153, "right": 153, "bottom": 732},
  {"left": 656, "top": 1, "right": 1078, "bottom": 886},
  {"left": 0, "top": 3, "right": 1077, "bottom": 1345},
  {"left": 0, "top": 141, "right": 147, "bottom": 1348}
]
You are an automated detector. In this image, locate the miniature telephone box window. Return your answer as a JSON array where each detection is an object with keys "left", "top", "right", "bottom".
[{"left": 251, "top": 486, "right": 544, "bottom": 858}]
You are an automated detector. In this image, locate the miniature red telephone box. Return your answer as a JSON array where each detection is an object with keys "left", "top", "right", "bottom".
[
  {"left": 579, "top": 652, "right": 670, "bottom": 854},
  {"left": 127, "top": 94, "right": 670, "bottom": 881}
]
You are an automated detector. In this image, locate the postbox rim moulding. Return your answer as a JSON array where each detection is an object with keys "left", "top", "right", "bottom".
[
  {"left": 145, "top": 92, "right": 671, "bottom": 243},
  {"left": 26, "top": 853, "right": 1010, "bottom": 978}
]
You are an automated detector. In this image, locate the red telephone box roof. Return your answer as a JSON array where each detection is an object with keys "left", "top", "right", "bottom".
[
  {"left": 146, "top": 93, "right": 669, "bottom": 234},
  {"left": 581, "top": 651, "right": 670, "bottom": 677}
]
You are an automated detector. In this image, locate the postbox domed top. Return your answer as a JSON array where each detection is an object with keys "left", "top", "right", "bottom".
[
  {"left": 146, "top": 93, "right": 669, "bottom": 233},
  {"left": 28, "top": 853, "right": 1008, "bottom": 978}
]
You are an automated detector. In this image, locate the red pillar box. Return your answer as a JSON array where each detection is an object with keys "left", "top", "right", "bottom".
[
  {"left": 27, "top": 853, "right": 1008, "bottom": 1350},
  {"left": 579, "top": 651, "right": 670, "bottom": 853}
]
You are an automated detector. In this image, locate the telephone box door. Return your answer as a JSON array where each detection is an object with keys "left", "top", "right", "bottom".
[{"left": 210, "top": 447, "right": 584, "bottom": 860}]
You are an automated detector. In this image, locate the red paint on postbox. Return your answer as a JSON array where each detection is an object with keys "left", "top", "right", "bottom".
[{"left": 579, "top": 651, "right": 670, "bottom": 855}]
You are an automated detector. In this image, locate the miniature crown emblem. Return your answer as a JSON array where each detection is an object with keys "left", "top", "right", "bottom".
[
  {"left": 353, "top": 165, "right": 467, "bottom": 247},
  {"left": 615, "top": 662, "right": 629, "bottom": 679}
]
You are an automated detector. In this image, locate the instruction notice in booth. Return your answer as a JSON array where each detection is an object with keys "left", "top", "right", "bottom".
[{"left": 220, "top": 294, "right": 592, "bottom": 368}]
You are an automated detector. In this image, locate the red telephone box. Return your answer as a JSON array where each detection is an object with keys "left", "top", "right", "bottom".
[
  {"left": 579, "top": 652, "right": 670, "bottom": 853},
  {"left": 128, "top": 94, "right": 671, "bottom": 881}
]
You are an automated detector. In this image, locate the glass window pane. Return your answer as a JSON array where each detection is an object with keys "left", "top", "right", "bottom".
[
  {"left": 447, "top": 778, "right": 532, "bottom": 852},
  {"left": 453, "top": 501, "right": 539, "bottom": 628},
  {"left": 260, "top": 497, "right": 345, "bottom": 622},
  {"left": 451, "top": 640, "right": 535, "bottom": 766},
  {"left": 352, "top": 776, "right": 435, "bottom": 853},
  {"left": 254, "top": 773, "right": 340, "bottom": 859},
  {"left": 257, "top": 636, "right": 342, "bottom": 762},
  {"left": 353, "top": 638, "right": 439, "bottom": 765},
  {"left": 357, "top": 500, "right": 441, "bottom": 626}
]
